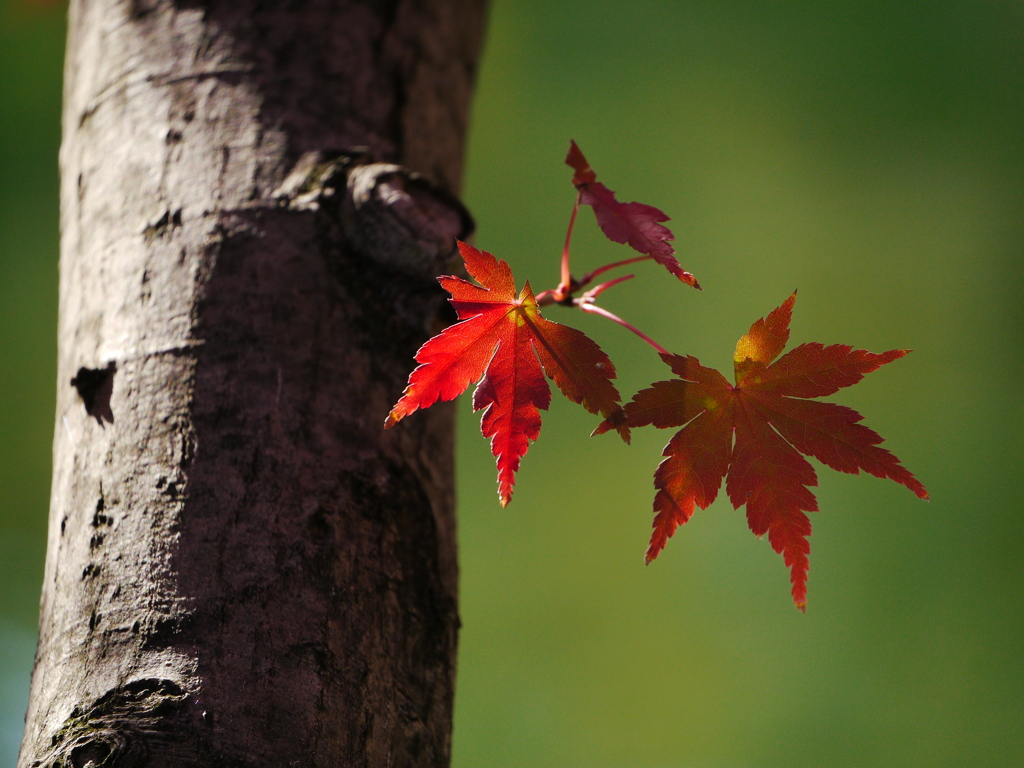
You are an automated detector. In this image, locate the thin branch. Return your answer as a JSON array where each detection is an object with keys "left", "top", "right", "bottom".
[
  {"left": 580, "top": 274, "right": 635, "bottom": 300},
  {"left": 575, "top": 299, "right": 670, "bottom": 356},
  {"left": 577, "top": 255, "right": 653, "bottom": 289},
  {"left": 558, "top": 191, "right": 582, "bottom": 299}
]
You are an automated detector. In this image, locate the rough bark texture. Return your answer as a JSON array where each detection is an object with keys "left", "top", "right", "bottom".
[{"left": 19, "top": 1, "right": 487, "bottom": 766}]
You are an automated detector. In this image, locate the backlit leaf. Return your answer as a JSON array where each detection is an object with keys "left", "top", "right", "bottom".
[
  {"left": 387, "top": 241, "right": 628, "bottom": 505},
  {"left": 602, "top": 292, "right": 927, "bottom": 608},
  {"left": 566, "top": 141, "right": 699, "bottom": 288}
]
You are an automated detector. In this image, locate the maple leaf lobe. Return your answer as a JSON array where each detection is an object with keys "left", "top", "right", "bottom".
[
  {"left": 565, "top": 139, "right": 596, "bottom": 185},
  {"left": 735, "top": 291, "right": 796, "bottom": 372}
]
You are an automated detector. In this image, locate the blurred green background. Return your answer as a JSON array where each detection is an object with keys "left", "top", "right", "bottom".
[{"left": 2, "top": 0, "right": 1022, "bottom": 766}]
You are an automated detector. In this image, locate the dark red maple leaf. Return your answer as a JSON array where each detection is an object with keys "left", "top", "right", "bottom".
[
  {"left": 566, "top": 140, "right": 699, "bottom": 289},
  {"left": 597, "top": 292, "right": 927, "bottom": 609},
  {"left": 387, "top": 241, "right": 629, "bottom": 506}
]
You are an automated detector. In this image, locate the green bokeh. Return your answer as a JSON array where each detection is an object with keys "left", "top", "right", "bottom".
[
  {"left": 2, "top": 2, "right": 1022, "bottom": 766},
  {"left": 0, "top": 1, "right": 64, "bottom": 762}
]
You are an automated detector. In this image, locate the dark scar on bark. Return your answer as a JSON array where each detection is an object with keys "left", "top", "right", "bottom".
[{"left": 71, "top": 362, "right": 116, "bottom": 426}]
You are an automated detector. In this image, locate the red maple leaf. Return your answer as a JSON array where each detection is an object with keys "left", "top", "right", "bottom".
[
  {"left": 565, "top": 140, "right": 699, "bottom": 289},
  {"left": 597, "top": 292, "right": 927, "bottom": 608},
  {"left": 387, "top": 241, "right": 629, "bottom": 506}
]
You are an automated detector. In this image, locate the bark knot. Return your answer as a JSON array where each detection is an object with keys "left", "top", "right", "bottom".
[
  {"left": 38, "top": 679, "right": 212, "bottom": 768},
  {"left": 273, "top": 150, "right": 474, "bottom": 279}
]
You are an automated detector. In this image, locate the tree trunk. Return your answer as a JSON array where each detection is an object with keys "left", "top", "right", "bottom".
[{"left": 19, "top": 2, "right": 486, "bottom": 766}]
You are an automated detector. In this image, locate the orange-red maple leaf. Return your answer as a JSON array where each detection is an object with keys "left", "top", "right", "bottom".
[
  {"left": 598, "top": 292, "right": 927, "bottom": 609},
  {"left": 566, "top": 140, "right": 699, "bottom": 289},
  {"left": 387, "top": 241, "right": 629, "bottom": 506}
]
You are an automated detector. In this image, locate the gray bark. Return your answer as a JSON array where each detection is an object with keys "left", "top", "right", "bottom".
[{"left": 19, "top": 1, "right": 486, "bottom": 766}]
